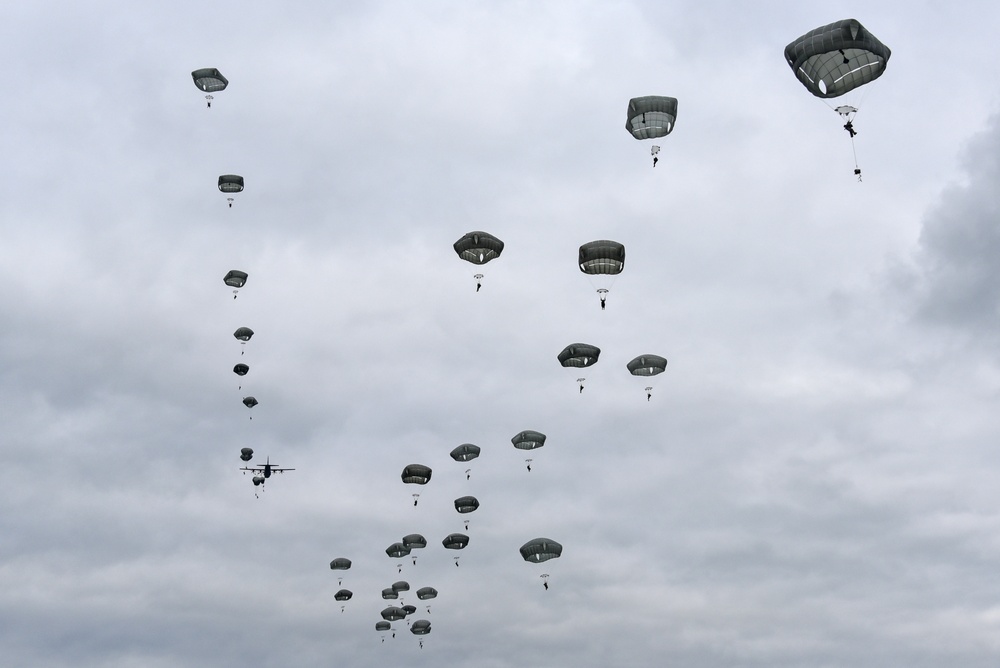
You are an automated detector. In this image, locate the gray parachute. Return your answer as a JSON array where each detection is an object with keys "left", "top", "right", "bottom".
[
  {"left": 558, "top": 343, "right": 601, "bottom": 368},
  {"left": 401, "top": 464, "right": 432, "bottom": 485},
  {"left": 784, "top": 19, "right": 890, "bottom": 99},
  {"left": 627, "top": 354, "right": 667, "bottom": 376},
  {"left": 416, "top": 587, "right": 438, "bottom": 600},
  {"left": 454, "top": 496, "right": 480, "bottom": 513},
  {"left": 239, "top": 447, "right": 253, "bottom": 462},
  {"left": 520, "top": 537, "right": 563, "bottom": 563},
  {"left": 511, "top": 430, "right": 546, "bottom": 450},
  {"left": 381, "top": 606, "right": 407, "bottom": 621},
  {"left": 329, "top": 557, "right": 352, "bottom": 570},
  {"left": 453, "top": 231, "right": 504, "bottom": 264},
  {"left": 442, "top": 533, "right": 469, "bottom": 550},
  {"left": 334, "top": 589, "right": 353, "bottom": 601},
  {"left": 450, "top": 443, "right": 481, "bottom": 462},
  {"left": 411, "top": 620, "right": 431, "bottom": 635},
  {"left": 191, "top": 68, "right": 227, "bottom": 107},
  {"left": 625, "top": 96, "right": 678, "bottom": 139},
  {"left": 579, "top": 240, "right": 625, "bottom": 275},
  {"left": 402, "top": 534, "right": 427, "bottom": 549}
]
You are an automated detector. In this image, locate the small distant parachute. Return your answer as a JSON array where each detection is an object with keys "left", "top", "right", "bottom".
[
  {"left": 626, "top": 96, "right": 678, "bottom": 166},
  {"left": 375, "top": 621, "right": 391, "bottom": 632},
  {"left": 402, "top": 534, "right": 427, "bottom": 550},
  {"left": 401, "top": 465, "right": 432, "bottom": 485},
  {"left": 453, "top": 231, "right": 504, "bottom": 292},
  {"left": 627, "top": 354, "right": 668, "bottom": 401},
  {"left": 239, "top": 447, "right": 253, "bottom": 462},
  {"left": 233, "top": 363, "right": 250, "bottom": 376},
  {"left": 334, "top": 589, "right": 353, "bottom": 601},
  {"left": 392, "top": 581, "right": 410, "bottom": 593},
  {"left": 381, "top": 606, "right": 407, "bottom": 622},
  {"left": 411, "top": 620, "right": 431, "bottom": 635},
  {"left": 329, "top": 558, "right": 352, "bottom": 571},
  {"left": 416, "top": 587, "right": 438, "bottom": 600},
  {"left": 454, "top": 496, "right": 479, "bottom": 514},
  {"left": 382, "top": 588, "right": 399, "bottom": 600},
  {"left": 520, "top": 538, "right": 563, "bottom": 563},
  {"left": 450, "top": 443, "right": 480, "bottom": 462},
  {"left": 559, "top": 344, "right": 601, "bottom": 391},
  {"left": 511, "top": 430, "right": 546, "bottom": 450},
  {"left": 401, "top": 604, "right": 417, "bottom": 616},
  {"left": 191, "top": 68, "right": 228, "bottom": 107},
  {"left": 242, "top": 396, "right": 257, "bottom": 419},
  {"left": 442, "top": 533, "right": 469, "bottom": 550},
  {"left": 386, "top": 542, "right": 411, "bottom": 559},
  {"left": 579, "top": 241, "right": 625, "bottom": 310},
  {"left": 218, "top": 175, "right": 244, "bottom": 207},
  {"left": 233, "top": 327, "right": 254, "bottom": 342},
  {"left": 224, "top": 270, "right": 248, "bottom": 299}
]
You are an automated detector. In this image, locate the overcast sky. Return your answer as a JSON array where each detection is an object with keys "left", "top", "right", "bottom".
[{"left": 3, "top": 1, "right": 1000, "bottom": 666}]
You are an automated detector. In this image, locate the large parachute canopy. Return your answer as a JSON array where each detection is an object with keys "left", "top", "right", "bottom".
[
  {"left": 511, "top": 430, "right": 546, "bottom": 450},
  {"left": 416, "top": 587, "right": 438, "bottom": 600},
  {"left": 627, "top": 354, "right": 667, "bottom": 376},
  {"left": 386, "top": 542, "right": 411, "bottom": 558},
  {"left": 450, "top": 443, "right": 481, "bottom": 462},
  {"left": 381, "top": 606, "right": 407, "bottom": 622},
  {"left": 454, "top": 231, "right": 504, "bottom": 291},
  {"left": 233, "top": 327, "right": 254, "bottom": 342},
  {"left": 329, "top": 558, "right": 352, "bottom": 570},
  {"left": 224, "top": 270, "right": 248, "bottom": 298},
  {"left": 239, "top": 447, "right": 253, "bottom": 462},
  {"left": 625, "top": 96, "right": 678, "bottom": 139},
  {"left": 242, "top": 396, "right": 258, "bottom": 409},
  {"left": 442, "top": 533, "right": 469, "bottom": 550},
  {"left": 392, "top": 581, "right": 410, "bottom": 593},
  {"left": 402, "top": 534, "right": 427, "bottom": 549},
  {"left": 520, "top": 537, "right": 563, "bottom": 563},
  {"left": 334, "top": 589, "right": 353, "bottom": 601},
  {"left": 784, "top": 19, "right": 891, "bottom": 98},
  {"left": 191, "top": 68, "right": 227, "bottom": 107},
  {"left": 233, "top": 363, "right": 250, "bottom": 376},
  {"left": 454, "top": 496, "right": 480, "bottom": 513},
  {"left": 558, "top": 343, "right": 601, "bottom": 368},
  {"left": 218, "top": 175, "right": 244, "bottom": 207},
  {"left": 382, "top": 588, "right": 399, "bottom": 600},
  {"left": 579, "top": 240, "right": 625, "bottom": 309},
  {"left": 401, "top": 464, "right": 432, "bottom": 485},
  {"left": 411, "top": 620, "right": 432, "bottom": 635}
]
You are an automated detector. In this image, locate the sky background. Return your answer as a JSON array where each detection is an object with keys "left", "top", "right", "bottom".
[{"left": 3, "top": 1, "right": 1000, "bottom": 666}]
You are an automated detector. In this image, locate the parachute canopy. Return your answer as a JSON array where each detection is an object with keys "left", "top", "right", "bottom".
[
  {"left": 454, "top": 496, "right": 480, "bottom": 513},
  {"left": 453, "top": 231, "right": 504, "bottom": 265},
  {"left": 784, "top": 19, "right": 891, "bottom": 98},
  {"left": 233, "top": 327, "right": 254, "bottom": 342},
  {"left": 520, "top": 537, "right": 563, "bottom": 563},
  {"left": 625, "top": 96, "right": 678, "bottom": 139},
  {"left": 218, "top": 175, "right": 244, "bottom": 193},
  {"left": 242, "top": 396, "right": 258, "bottom": 409},
  {"left": 233, "top": 363, "right": 249, "bottom": 376},
  {"left": 416, "top": 587, "right": 438, "bottom": 600},
  {"left": 558, "top": 343, "right": 601, "bottom": 368},
  {"left": 239, "top": 447, "right": 253, "bottom": 462},
  {"left": 392, "top": 581, "right": 410, "bottom": 593},
  {"left": 223, "top": 270, "right": 248, "bottom": 288},
  {"left": 627, "top": 354, "right": 668, "bottom": 376},
  {"left": 511, "top": 430, "right": 546, "bottom": 450},
  {"left": 191, "top": 68, "right": 228, "bottom": 92},
  {"left": 334, "top": 589, "right": 353, "bottom": 601},
  {"left": 442, "top": 533, "right": 469, "bottom": 550},
  {"left": 329, "top": 558, "right": 352, "bottom": 570},
  {"left": 375, "top": 621, "right": 391, "bottom": 632},
  {"left": 411, "top": 620, "right": 432, "bottom": 635},
  {"left": 401, "top": 464, "right": 432, "bottom": 485},
  {"left": 382, "top": 588, "right": 399, "bottom": 599},
  {"left": 450, "top": 443, "right": 481, "bottom": 462},
  {"left": 579, "top": 240, "right": 625, "bottom": 275},
  {"left": 402, "top": 604, "right": 417, "bottom": 616},
  {"left": 402, "top": 534, "right": 427, "bottom": 549},
  {"left": 386, "top": 542, "right": 411, "bottom": 558},
  {"left": 381, "top": 606, "right": 407, "bottom": 621}
]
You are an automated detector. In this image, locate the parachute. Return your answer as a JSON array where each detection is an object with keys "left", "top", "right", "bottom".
[
  {"left": 242, "top": 396, "right": 258, "bottom": 419},
  {"left": 334, "top": 589, "right": 353, "bottom": 601},
  {"left": 218, "top": 175, "right": 244, "bottom": 207},
  {"left": 511, "top": 430, "right": 546, "bottom": 450},
  {"left": 402, "top": 534, "right": 427, "bottom": 550},
  {"left": 382, "top": 588, "right": 399, "bottom": 600},
  {"left": 416, "top": 587, "right": 438, "bottom": 600},
  {"left": 450, "top": 443, "right": 481, "bottom": 462},
  {"left": 233, "top": 327, "right": 254, "bottom": 342},
  {"left": 411, "top": 620, "right": 431, "bottom": 635},
  {"left": 625, "top": 96, "right": 678, "bottom": 166},
  {"left": 442, "top": 533, "right": 469, "bottom": 550},
  {"left": 329, "top": 558, "right": 352, "bottom": 570},
  {"left": 223, "top": 270, "right": 248, "bottom": 299},
  {"left": 392, "top": 581, "right": 410, "bottom": 593},
  {"left": 239, "top": 447, "right": 253, "bottom": 462},
  {"left": 559, "top": 344, "right": 601, "bottom": 390},
  {"left": 519, "top": 537, "right": 563, "bottom": 563},
  {"left": 579, "top": 240, "right": 625, "bottom": 309},
  {"left": 233, "top": 363, "right": 249, "bottom": 376},
  {"left": 454, "top": 496, "right": 479, "bottom": 514},
  {"left": 380, "top": 606, "right": 407, "bottom": 622},
  {"left": 386, "top": 542, "right": 411, "bottom": 558},
  {"left": 784, "top": 19, "right": 891, "bottom": 180},
  {"left": 401, "top": 464, "right": 432, "bottom": 485},
  {"left": 627, "top": 354, "right": 668, "bottom": 401},
  {"left": 191, "top": 68, "right": 227, "bottom": 107},
  {"left": 453, "top": 231, "right": 504, "bottom": 291},
  {"left": 375, "top": 621, "right": 391, "bottom": 632}
]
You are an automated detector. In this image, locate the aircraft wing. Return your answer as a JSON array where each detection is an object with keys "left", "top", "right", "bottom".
[
  {"left": 269, "top": 467, "right": 295, "bottom": 473},
  {"left": 239, "top": 466, "right": 264, "bottom": 472}
]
